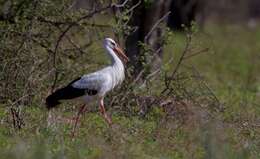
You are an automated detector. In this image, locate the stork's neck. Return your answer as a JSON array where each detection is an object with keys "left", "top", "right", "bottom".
[
  {"left": 104, "top": 46, "right": 125, "bottom": 88},
  {"left": 105, "top": 46, "right": 124, "bottom": 68}
]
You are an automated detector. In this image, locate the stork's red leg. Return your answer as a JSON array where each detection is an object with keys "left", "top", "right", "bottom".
[
  {"left": 71, "top": 104, "right": 87, "bottom": 137},
  {"left": 99, "top": 99, "right": 112, "bottom": 125}
]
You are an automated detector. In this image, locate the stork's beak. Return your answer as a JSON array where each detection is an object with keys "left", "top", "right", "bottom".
[{"left": 113, "top": 46, "right": 129, "bottom": 63}]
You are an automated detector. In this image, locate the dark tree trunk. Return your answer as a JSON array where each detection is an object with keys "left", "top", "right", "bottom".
[
  {"left": 126, "top": 0, "right": 171, "bottom": 75},
  {"left": 249, "top": 0, "right": 260, "bottom": 18},
  {"left": 167, "top": 0, "right": 201, "bottom": 30}
]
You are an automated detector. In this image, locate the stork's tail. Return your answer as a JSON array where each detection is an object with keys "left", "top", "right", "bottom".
[
  {"left": 45, "top": 80, "right": 85, "bottom": 109},
  {"left": 46, "top": 92, "right": 61, "bottom": 109},
  {"left": 45, "top": 87, "right": 70, "bottom": 109}
]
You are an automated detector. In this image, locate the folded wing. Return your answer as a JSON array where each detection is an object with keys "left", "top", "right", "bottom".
[{"left": 46, "top": 73, "right": 106, "bottom": 109}]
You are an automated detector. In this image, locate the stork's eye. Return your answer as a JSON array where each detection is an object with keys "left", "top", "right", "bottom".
[{"left": 111, "top": 42, "right": 116, "bottom": 47}]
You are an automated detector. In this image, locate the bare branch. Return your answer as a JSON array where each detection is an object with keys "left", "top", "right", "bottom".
[
  {"left": 124, "top": 0, "right": 141, "bottom": 15},
  {"left": 144, "top": 11, "right": 171, "bottom": 42},
  {"left": 184, "top": 48, "right": 209, "bottom": 59},
  {"left": 161, "top": 32, "right": 192, "bottom": 94},
  {"left": 170, "top": 33, "right": 192, "bottom": 78},
  {"left": 112, "top": 0, "right": 130, "bottom": 8}
]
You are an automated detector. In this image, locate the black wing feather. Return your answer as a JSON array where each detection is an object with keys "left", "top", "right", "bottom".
[{"left": 46, "top": 77, "right": 97, "bottom": 109}]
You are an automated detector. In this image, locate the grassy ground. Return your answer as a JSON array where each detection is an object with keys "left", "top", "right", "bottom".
[
  {"left": 165, "top": 23, "right": 260, "bottom": 121},
  {"left": 0, "top": 23, "right": 260, "bottom": 159}
]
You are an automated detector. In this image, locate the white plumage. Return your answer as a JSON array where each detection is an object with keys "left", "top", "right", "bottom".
[{"left": 46, "top": 38, "right": 129, "bottom": 129}]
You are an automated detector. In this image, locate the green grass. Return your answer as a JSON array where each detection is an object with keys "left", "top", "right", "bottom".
[
  {"left": 165, "top": 23, "right": 260, "bottom": 120},
  {"left": 1, "top": 23, "right": 260, "bottom": 159}
]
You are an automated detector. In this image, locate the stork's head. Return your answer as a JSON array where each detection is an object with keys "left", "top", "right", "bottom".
[{"left": 104, "top": 38, "right": 129, "bottom": 63}]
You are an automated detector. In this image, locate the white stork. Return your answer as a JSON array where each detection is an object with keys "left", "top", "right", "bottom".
[{"left": 46, "top": 38, "right": 129, "bottom": 133}]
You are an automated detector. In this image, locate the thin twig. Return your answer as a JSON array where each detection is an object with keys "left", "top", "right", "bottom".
[
  {"left": 124, "top": 0, "right": 141, "bottom": 15},
  {"left": 184, "top": 48, "right": 209, "bottom": 59},
  {"left": 161, "top": 33, "right": 192, "bottom": 94},
  {"left": 190, "top": 65, "right": 223, "bottom": 111},
  {"left": 171, "top": 34, "right": 191, "bottom": 78},
  {"left": 112, "top": 0, "right": 130, "bottom": 8},
  {"left": 144, "top": 11, "right": 171, "bottom": 42}
]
